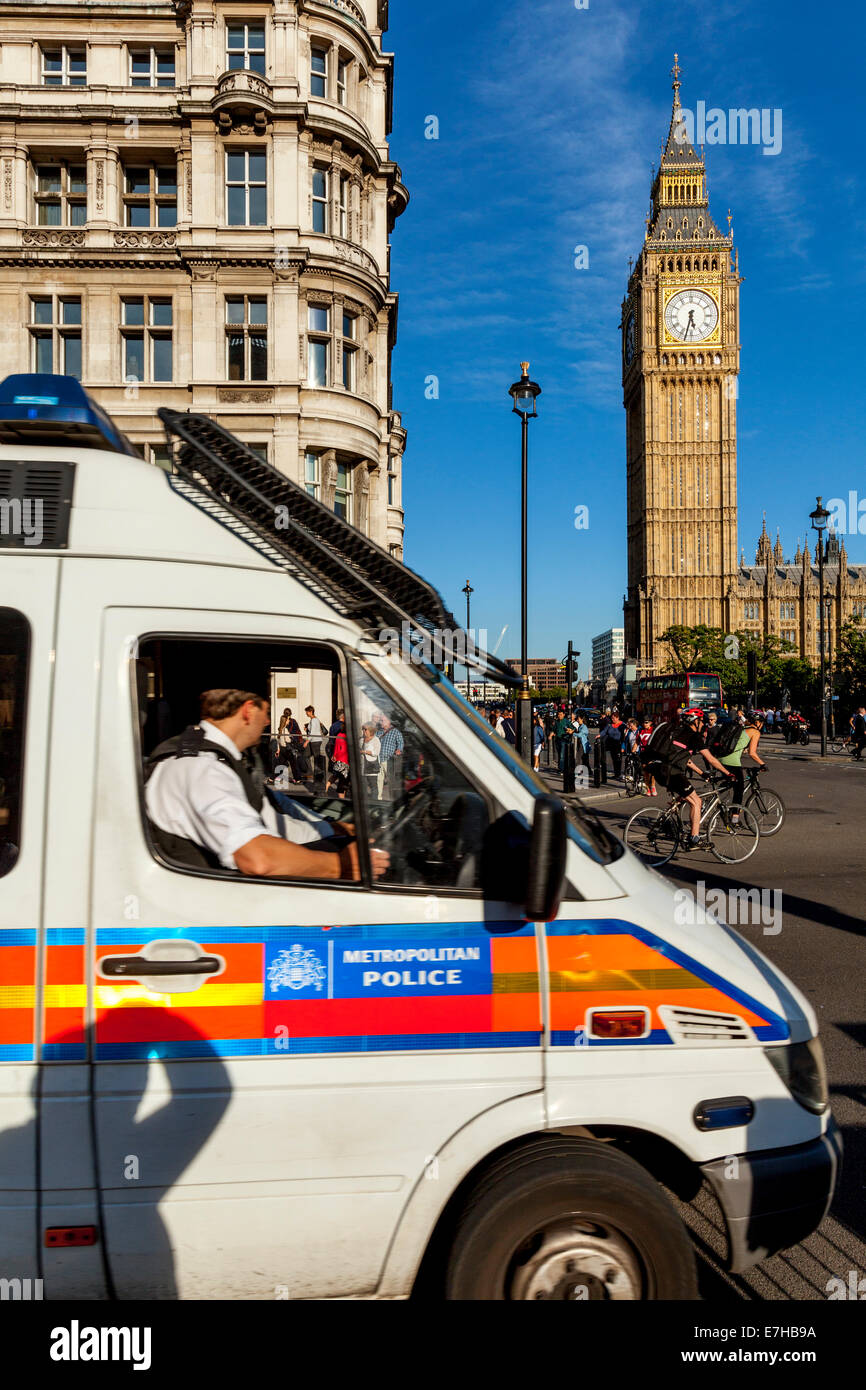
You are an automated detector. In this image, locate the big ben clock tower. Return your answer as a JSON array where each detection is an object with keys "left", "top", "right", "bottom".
[{"left": 622, "top": 56, "right": 741, "bottom": 669}]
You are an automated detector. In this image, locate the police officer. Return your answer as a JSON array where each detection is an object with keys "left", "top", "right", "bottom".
[{"left": 146, "top": 688, "right": 389, "bottom": 880}]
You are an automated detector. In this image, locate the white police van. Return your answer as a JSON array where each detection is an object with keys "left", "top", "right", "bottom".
[{"left": 0, "top": 375, "right": 839, "bottom": 1300}]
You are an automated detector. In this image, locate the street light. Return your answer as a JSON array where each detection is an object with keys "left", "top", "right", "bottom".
[
  {"left": 462, "top": 579, "right": 474, "bottom": 701},
  {"left": 810, "top": 496, "right": 830, "bottom": 758},
  {"left": 508, "top": 361, "right": 542, "bottom": 760}
]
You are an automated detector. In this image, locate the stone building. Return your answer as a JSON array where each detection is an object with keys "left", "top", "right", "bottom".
[
  {"left": 0, "top": 0, "right": 408, "bottom": 553},
  {"left": 620, "top": 58, "right": 866, "bottom": 669}
]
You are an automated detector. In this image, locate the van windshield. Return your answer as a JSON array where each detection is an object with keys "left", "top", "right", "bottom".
[{"left": 427, "top": 670, "right": 623, "bottom": 867}]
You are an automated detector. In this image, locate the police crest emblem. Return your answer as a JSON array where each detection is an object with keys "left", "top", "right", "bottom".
[{"left": 267, "top": 944, "right": 326, "bottom": 994}]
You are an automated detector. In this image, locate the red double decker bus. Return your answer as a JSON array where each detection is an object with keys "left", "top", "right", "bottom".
[{"left": 637, "top": 671, "right": 723, "bottom": 723}]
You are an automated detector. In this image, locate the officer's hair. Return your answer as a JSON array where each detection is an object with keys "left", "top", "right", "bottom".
[{"left": 200, "top": 689, "right": 267, "bottom": 722}]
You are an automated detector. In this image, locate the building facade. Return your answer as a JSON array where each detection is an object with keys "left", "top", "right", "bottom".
[
  {"left": 506, "top": 657, "right": 566, "bottom": 693},
  {"left": 591, "top": 628, "right": 624, "bottom": 684},
  {"left": 0, "top": 0, "right": 408, "bottom": 553},
  {"left": 622, "top": 58, "right": 866, "bottom": 669}
]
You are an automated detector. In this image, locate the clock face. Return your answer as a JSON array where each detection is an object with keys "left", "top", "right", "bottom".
[
  {"left": 624, "top": 313, "right": 636, "bottom": 365},
  {"left": 664, "top": 289, "right": 719, "bottom": 343}
]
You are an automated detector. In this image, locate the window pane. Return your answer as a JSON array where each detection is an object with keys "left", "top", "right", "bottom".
[
  {"left": 150, "top": 300, "right": 172, "bottom": 327},
  {"left": 61, "top": 299, "right": 81, "bottom": 326},
  {"left": 68, "top": 203, "right": 87, "bottom": 226},
  {"left": 127, "top": 204, "right": 150, "bottom": 227},
  {"left": 31, "top": 299, "right": 53, "bottom": 325},
  {"left": 225, "top": 298, "right": 245, "bottom": 325},
  {"left": 227, "top": 27, "right": 245, "bottom": 46},
  {"left": 305, "top": 452, "right": 319, "bottom": 483},
  {"left": 152, "top": 337, "right": 173, "bottom": 382},
  {"left": 0, "top": 609, "right": 30, "bottom": 877},
  {"left": 248, "top": 52, "right": 266, "bottom": 75},
  {"left": 309, "top": 340, "right": 327, "bottom": 386},
  {"left": 248, "top": 153, "right": 266, "bottom": 183},
  {"left": 312, "top": 50, "right": 327, "bottom": 74},
  {"left": 125, "top": 168, "right": 149, "bottom": 194},
  {"left": 312, "top": 170, "right": 327, "bottom": 199},
  {"left": 131, "top": 55, "right": 151, "bottom": 75},
  {"left": 227, "top": 54, "right": 244, "bottom": 71},
  {"left": 248, "top": 28, "right": 265, "bottom": 46},
  {"left": 343, "top": 314, "right": 355, "bottom": 339},
  {"left": 248, "top": 185, "right": 267, "bottom": 225},
  {"left": 156, "top": 76, "right": 174, "bottom": 89},
  {"left": 249, "top": 333, "right": 267, "bottom": 380},
  {"left": 37, "top": 169, "right": 61, "bottom": 193},
  {"left": 336, "top": 463, "right": 350, "bottom": 489},
  {"left": 227, "top": 186, "right": 246, "bottom": 225},
  {"left": 246, "top": 444, "right": 267, "bottom": 462},
  {"left": 63, "top": 334, "right": 81, "bottom": 379},
  {"left": 156, "top": 55, "right": 175, "bottom": 75},
  {"left": 248, "top": 299, "right": 267, "bottom": 324},
  {"left": 68, "top": 168, "right": 87, "bottom": 194},
  {"left": 342, "top": 351, "right": 355, "bottom": 390},
  {"left": 156, "top": 167, "right": 177, "bottom": 194},
  {"left": 68, "top": 53, "right": 86, "bottom": 74},
  {"left": 38, "top": 203, "right": 61, "bottom": 226},
  {"left": 350, "top": 660, "right": 490, "bottom": 887},
  {"left": 43, "top": 52, "right": 62, "bottom": 72},
  {"left": 312, "top": 200, "right": 326, "bottom": 234},
  {"left": 309, "top": 305, "right": 329, "bottom": 332},
  {"left": 123, "top": 299, "right": 145, "bottom": 326},
  {"left": 34, "top": 335, "right": 53, "bottom": 373},
  {"left": 334, "top": 494, "right": 349, "bottom": 521},
  {"left": 227, "top": 333, "right": 245, "bottom": 378},
  {"left": 226, "top": 152, "right": 246, "bottom": 183},
  {"left": 157, "top": 202, "right": 177, "bottom": 227},
  {"left": 124, "top": 334, "right": 145, "bottom": 382}
]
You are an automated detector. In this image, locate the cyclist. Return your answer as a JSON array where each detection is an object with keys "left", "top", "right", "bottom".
[
  {"left": 637, "top": 716, "right": 657, "bottom": 796},
  {"left": 641, "top": 708, "right": 732, "bottom": 848},
  {"left": 718, "top": 711, "right": 766, "bottom": 805}
]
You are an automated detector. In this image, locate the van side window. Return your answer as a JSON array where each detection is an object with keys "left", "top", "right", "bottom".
[
  {"left": 0, "top": 608, "right": 29, "bottom": 878},
  {"left": 350, "top": 660, "right": 489, "bottom": 890}
]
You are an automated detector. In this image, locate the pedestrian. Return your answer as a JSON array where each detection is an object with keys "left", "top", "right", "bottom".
[
  {"left": 604, "top": 710, "right": 624, "bottom": 778},
  {"left": 303, "top": 704, "right": 326, "bottom": 785},
  {"left": 573, "top": 712, "right": 590, "bottom": 769},
  {"left": 532, "top": 711, "right": 545, "bottom": 771},
  {"left": 326, "top": 723, "right": 351, "bottom": 798},
  {"left": 377, "top": 712, "right": 404, "bottom": 800},
  {"left": 638, "top": 716, "right": 657, "bottom": 795},
  {"left": 555, "top": 708, "right": 575, "bottom": 771},
  {"left": 851, "top": 706, "right": 866, "bottom": 760},
  {"left": 502, "top": 707, "right": 516, "bottom": 746},
  {"left": 278, "top": 707, "right": 305, "bottom": 783},
  {"left": 360, "top": 722, "right": 381, "bottom": 797}
]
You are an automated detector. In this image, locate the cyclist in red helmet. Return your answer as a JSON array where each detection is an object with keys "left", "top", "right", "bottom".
[{"left": 641, "top": 707, "right": 732, "bottom": 848}]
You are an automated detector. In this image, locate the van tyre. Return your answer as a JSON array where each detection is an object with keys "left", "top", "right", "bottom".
[{"left": 444, "top": 1137, "right": 698, "bottom": 1301}]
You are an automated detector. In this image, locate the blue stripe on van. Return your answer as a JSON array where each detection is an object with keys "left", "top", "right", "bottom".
[
  {"left": 95, "top": 1030, "right": 540, "bottom": 1061},
  {"left": 0, "top": 1044, "right": 35, "bottom": 1061},
  {"left": 551, "top": 1028, "right": 673, "bottom": 1047}
]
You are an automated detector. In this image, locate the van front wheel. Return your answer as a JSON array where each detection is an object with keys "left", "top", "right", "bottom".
[{"left": 443, "top": 1138, "right": 697, "bottom": 1300}]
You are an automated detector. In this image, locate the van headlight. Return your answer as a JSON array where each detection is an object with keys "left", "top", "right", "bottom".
[{"left": 764, "top": 1038, "right": 828, "bottom": 1114}]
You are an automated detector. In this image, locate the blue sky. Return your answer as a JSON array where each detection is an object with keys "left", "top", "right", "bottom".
[{"left": 386, "top": 0, "right": 865, "bottom": 680}]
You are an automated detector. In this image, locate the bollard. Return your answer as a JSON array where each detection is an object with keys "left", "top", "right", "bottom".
[
  {"left": 592, "top": 734, "right": 601, "bottom": 787},
  {"left": 563, "top": 737, "right": 576, "bottom": 794}
]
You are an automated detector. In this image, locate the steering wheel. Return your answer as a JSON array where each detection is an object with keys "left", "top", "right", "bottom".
[{"left": 373, "top": 776, "right": 439, "bottom": 878}]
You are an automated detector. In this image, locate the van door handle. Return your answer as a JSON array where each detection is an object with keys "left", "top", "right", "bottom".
[{"left": 99, "top": 956, "right": 222, "bottom": 978}]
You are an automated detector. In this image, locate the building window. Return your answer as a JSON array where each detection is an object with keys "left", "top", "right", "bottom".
[
  {"left": 227, "top": 23, "right": 265, "bottom": 75},
  {"left": 312, "top": 166, "right": 329, "bottom": 233},
  {"left": 245, "top": 443, "right": 268, "bottom": 462},
  {"left": 387, "top": 465, "right": 397, "bottom": 507},
  {"left": 121, "top": 298, "right": 173, "bottom": 383},
  {"left": 337, "top": 57, "right": 349, "bottom": 105},
  {"left": 780, "top": 601, "right": 796, "bottom": 621},
  {"left": 334, "top": 461, "right": 352, "bottom": 522},
  {"left": 304, "top": 451, "right": 320, "bottom": 499},
  {"left": 35, "top": 163, "right": 86, "bottom": 226},
  {"left": 311, "top": 45, "right": 328, "bottom": 97},
  {"left": 339, "top": 173, "right": 349, "bottom": 238},
  {"left": 129, "top": 47, "right": 175, "bottom": 87},
  {"left": 123, "top": 164, "right": 177, "bottom": 227},
  {"left": 781, "top": 629, "right": 796, "bottom": 646},
  {"left": 41, "top": 46, "right": 86, "bottom": 87},
  {"left": 389, "top": 543, "right": 401, "bottom": 558},
  {"left": 150, "top": 444, "right": 172, "bottom": 471},
  {"left": 743, "top": 602, "right": 760, "bottom": 621},
  {"left": 30, "top": 296, "right": 82, "bottom": 377},
  {"left": 226, "top": 151, "right": 267, "bottom": 226},
  {"left": 226, "top": 296, "right": 268, "bottom": 381},
  {"left": 307, "top": 304, "right": 330, "bottom": 387},
  {"left": 342, "top": 311, "right": 358, "bottom": 391}
]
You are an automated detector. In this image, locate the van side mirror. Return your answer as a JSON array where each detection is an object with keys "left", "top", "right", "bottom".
[{"left": 525, "top": 795, "right": 567, "bottom": 922}]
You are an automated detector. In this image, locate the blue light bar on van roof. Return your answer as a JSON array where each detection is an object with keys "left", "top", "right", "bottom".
[{"left": 0, "top": 373, "right": 140, "bottom": 456}]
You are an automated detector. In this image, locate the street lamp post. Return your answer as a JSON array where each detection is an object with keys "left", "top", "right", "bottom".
[
  {"left": 826, "top": 595, "right": 835, "bottom": 738},
  {"left": 508, "top": 362, "right": 542, "bottom": 761},
  {"left": 810, "top": 496, "right": 830, "bottom": 758},
  {"left": 462, "top": 579, "right": 474, "bottom": 702}
]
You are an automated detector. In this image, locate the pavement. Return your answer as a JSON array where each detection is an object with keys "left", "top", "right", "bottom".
[{"left": 541, "top": 733, "right": 866, "bottom": 1300}]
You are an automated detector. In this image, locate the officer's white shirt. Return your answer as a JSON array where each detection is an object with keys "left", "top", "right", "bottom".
[{"left": 146, "top": 721, "right": 334, "bottom": 871}]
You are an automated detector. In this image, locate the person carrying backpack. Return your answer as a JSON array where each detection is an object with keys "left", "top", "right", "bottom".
[
  {"left": 717, "top": 712, "right": 766, "bottom": 806},
  {"left": 641, "top": 708, "right": 732, "bottom": 848}
]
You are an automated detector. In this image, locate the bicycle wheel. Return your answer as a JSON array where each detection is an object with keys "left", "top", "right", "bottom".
[
  {"left": 624, "top": 807, "right": 680, "bottom": 867},
  {"left": 830, "top": 737, "right": 847, "bottom": 755},
  {"left": 744, "top": 785, "right": 785, "bottom": 836},
  {"left": 706, "top": 803, "right": 759, "bottom": 864}
]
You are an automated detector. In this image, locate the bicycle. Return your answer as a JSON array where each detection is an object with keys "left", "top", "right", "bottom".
[
  {"left": 829, "top": 734, "right": 862, "bottom": 758},
  {"left": 624, "top": 777, "right": 760, "bottom": 868},
  {"left": 714, "top": 768, "right": 786, "bottom": 837},
  {"left": 622, "top": 750, "right": 646, "bottom": 798}
]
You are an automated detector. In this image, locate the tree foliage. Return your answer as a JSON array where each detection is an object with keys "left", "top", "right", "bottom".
[
  {"left": 835, "top": 618, "right": 866, "bottom": 708},
  {"left": 656, "top": 625, "right": 819, "bottom": 712}
]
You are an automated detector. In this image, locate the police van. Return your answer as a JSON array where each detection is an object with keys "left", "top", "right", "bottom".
[{"left": 0, "top": 375, "right": 839, "bottom": 1300}]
